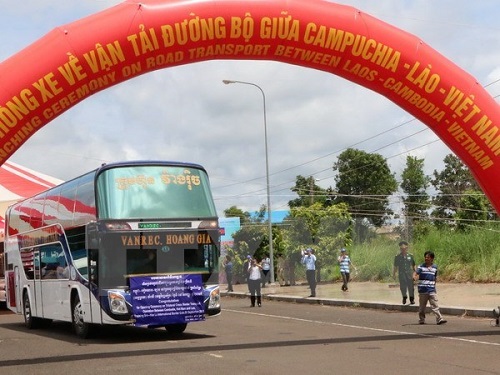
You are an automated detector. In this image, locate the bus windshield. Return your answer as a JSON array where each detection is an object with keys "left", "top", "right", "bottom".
[{"left": 96, "top": 165, "right": 217, "bottom": 219}]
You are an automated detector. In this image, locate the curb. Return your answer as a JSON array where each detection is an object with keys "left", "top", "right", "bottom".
[{"left": 222, "top": 291, "right": 495, "bottom": 318}]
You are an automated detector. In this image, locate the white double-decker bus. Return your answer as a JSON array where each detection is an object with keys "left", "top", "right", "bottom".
[{"left": 3, "top": 161, "right": 221, "bottom": 338}]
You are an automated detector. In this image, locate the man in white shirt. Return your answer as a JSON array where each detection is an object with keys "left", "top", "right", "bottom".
[
  {"left": 301, "top": 248, "right": 317, "bottom": 297},
  {"left": 247, "top": 258, "right": 263, "bottom": 307}
]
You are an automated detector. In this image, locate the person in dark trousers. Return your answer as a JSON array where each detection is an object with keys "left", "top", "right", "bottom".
[
  {"left": 247, "top": 257, "right": 262, "bottom": 307},
  {"left": 393, "top": 241, "right": 416, "bottom": 305},
  {"left": 223, "top": 255, "right": 233, "bottom": 292},
  {"left": 301, "top": 248, "right": 317, "bottom": 297},
  {"left": 413, "top": 250, "right": 447, "bottom": 325},
  {"left": 261, "top": 253, "right": 271, "bottom": 287},
  {"left": 338, "top": 248, "right": 356, "bottom": 291}
]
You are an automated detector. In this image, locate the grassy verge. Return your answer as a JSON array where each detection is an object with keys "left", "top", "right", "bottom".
[{"left": 319, "top": 225, "right": 500, "bottom": 283}]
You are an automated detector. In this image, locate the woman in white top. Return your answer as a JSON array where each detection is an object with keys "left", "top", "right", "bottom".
[
  {"left": 261, "top": 254, "right": 271, "bottom": 287},
  {"left": 247, "top": 258, "right": 263, "bottom": 307}
]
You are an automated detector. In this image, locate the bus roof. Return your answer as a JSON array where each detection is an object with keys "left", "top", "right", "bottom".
[{"left": 95, "top": 160, "right": 207, "bottom": 174}]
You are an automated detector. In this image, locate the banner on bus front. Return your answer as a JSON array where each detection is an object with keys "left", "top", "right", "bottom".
[{"left": 130, "top": 274, "right": 205, "bottom": 326}]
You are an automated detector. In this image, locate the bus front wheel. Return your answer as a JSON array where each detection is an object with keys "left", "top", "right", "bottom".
[
  {"left": 164, "top": 323, "right": 187, "bottom": 334},
  {"left": 23, "top": 292, "right": 40, "bottom": 329},
  {"left": 72, "top": 294, "right": 92, "bottom": 339}
]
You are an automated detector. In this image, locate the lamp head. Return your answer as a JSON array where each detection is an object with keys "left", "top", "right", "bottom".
[{"left": 222, "top": 80, "right": 234, "bottom": 85}]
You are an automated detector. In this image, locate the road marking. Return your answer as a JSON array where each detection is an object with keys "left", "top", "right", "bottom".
[
  {"left": 208, "top": 353, "right": 223, "bottom": 358},
  {"left": 224, "top": 308, "right": 500, "bottom": 347}
]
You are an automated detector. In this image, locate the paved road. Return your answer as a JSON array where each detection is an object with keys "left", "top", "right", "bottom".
[
  {"left": 1, "top": 297, "right": 499, "bottom": 374},
  {"left": 225, "top": 281, "right": 500, "bottom": 318}
]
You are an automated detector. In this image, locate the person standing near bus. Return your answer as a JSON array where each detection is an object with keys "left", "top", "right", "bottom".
[
  {"left": 393, "top": 241, "right": 416, "bottom": 305},
  {"left": 261, "top": 253, "right": 271, "bottom": 287},
  {"left": 338, "top": 248, "right": 356, "bottom": 291},
  {"left": 247, "top": 258, "right": 262, "bottom": 307},
  {"left": 242, "top": 255, "right": 252, "bottom": 284},
  {"left": 301, "top": 248, "right": 316, "bottom": 297},
  {"left": 223, "top": 255, "right": 234, "bottom": 292}
]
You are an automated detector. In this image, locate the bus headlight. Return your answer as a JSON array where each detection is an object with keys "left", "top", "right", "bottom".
[
  {"left": 108, "top": 291, "right": 128, "bottom": 314},
  {"left": 208, "top": 287, "right": 220, "bottom": 309},
  {"left": 199, "top": 220, "right": 218, "bottom": 229}
]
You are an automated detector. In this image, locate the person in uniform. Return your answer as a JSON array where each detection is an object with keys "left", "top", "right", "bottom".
[{"left": 393, "top": 241, "right": 416, "bottom": 305}]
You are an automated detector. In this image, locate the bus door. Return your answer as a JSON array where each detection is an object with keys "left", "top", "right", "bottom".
[
  {"left": 36, "top": 244, "right": 70, "bottom": 320},
  {"left": 85, "top": 223, "right": 101, "bottom": 324},
  {"left": 7, "top": 267, "right": 21, "bottom": 313},
  {"left": 32, "top": 248, "right": 43, "bottom": 318}
]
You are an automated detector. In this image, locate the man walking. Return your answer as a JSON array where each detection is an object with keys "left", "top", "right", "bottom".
[
  {"left": 413, "top": 250, "right": 447, "bottom": 325},
  {"left": 393, "top": 241, "right": 416, "bottom": 305}
]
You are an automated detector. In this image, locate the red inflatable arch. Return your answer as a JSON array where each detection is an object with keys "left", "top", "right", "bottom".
[{"left": 1, "top": 0, "right": 499, "bottom": 212}]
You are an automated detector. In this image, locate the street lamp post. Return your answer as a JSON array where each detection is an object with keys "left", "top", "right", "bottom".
[{"left": 222, "top": 79, "right": 274, "bottom": 284}]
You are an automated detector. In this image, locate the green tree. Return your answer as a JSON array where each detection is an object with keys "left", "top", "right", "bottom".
[
  {"left": 225, "top": 203, "right": 286, "bottom": 281},
  {"left": 400, "top": 155, "right": 431, "bottom": 240},
  {"left": 223, "top": 205, "right": 251, "bottom": 224},
  {"left": 455, "top": 189, "right": 489, "bottom": 231},
  {"left": 285, "top": 202, "right": 352, "bottom": 266},
  {"left": 333, "top": 148, "right": 398, "bottom": 228},
  {"left": 232, "top": 224, "right": 267, "bottom": 257},
  {"left": 289, "top": 175, "right": 326, "bottom": 207},
  {"left": 431, "top": 154, "right": 480, "bottom": 227}
]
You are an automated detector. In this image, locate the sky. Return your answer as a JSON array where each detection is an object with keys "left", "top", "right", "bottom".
[{"left": 1, "top": 0, "right": 499, "bottom": 218}]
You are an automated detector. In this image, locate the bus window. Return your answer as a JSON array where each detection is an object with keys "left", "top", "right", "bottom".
[
  {"left": 58, "top": 179, "right": 78, "bottom": 227},
  {"left": 184, "top": 248, "right": 206, "bottom": 271},
  {"left": 10, "top": 202, "right": 32, "bottom": 235},
  {"left": 43, "top": 186, "right": 62, "bottom": 226},
  {"left": 29, "top": 192, "right": 46, "bottom": 229},
  {"left": 74, "top": 174, "right": 96, "bottom": 226},
  {"left": 39, "top": 243, "right": 68, "bottom": 279},
  {"left": 21, "top": 248, "right": 36, "bottom": 280},
  {"left": 71, "top": 249, "right": 88, "bottom": 279},
  {"left": 96, "top": 165, "right": 217, "bottom": 219},
  {"left": 66, "top": 227, "right": 88, "bottom": 279},
  {"left": 127, "top": 249, "right": 157, "bottom": 275}
]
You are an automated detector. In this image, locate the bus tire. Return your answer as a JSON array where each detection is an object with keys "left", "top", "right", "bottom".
[
  {"left": 23, "top": 292, "right": 41, "bottom": 330},
  {"left": 72, "top": 294, "right": 92, "bottom": 339},
  {"left": 164, "top": 323, "right": 187, "bottom": 334}
]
